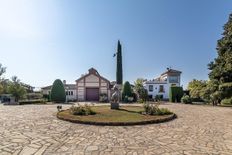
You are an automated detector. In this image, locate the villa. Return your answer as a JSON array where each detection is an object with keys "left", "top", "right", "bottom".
[
  {"left": 144, "top": 68, "right": 182, "bottom": 100},
  {"left": 41, "top": 68, "right": 111, "bottom": 102}
]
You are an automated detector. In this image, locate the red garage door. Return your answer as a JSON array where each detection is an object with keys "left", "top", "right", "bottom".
[{"left": 86, "top": 88, "right": 99, "bottom": 101}]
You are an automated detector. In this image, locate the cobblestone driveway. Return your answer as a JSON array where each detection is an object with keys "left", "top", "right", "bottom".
[{"left": 0, "top": 103, "right": 232, "bottom": 155}]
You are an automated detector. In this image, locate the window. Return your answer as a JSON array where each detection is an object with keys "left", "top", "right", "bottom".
[
  {"left": 66, "top": 91, "right": 68, "bottom": 95},
  {"left": 169, "top": 76, "right": 178, "bottom": 83},
  {"left": 149, "top": 85, "right": 153, "bottom": 92},
  {"left": 71, "top": 91, "right": 73, "bottom": 95},
  {"left": 159, "top": 85, "right": 164, "bottom": 93}
]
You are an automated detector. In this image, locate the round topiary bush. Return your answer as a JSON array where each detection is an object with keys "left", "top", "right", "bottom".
[
  {"left": 50, "top": 79, "right": 66, "bottom": 103},
  {"left": 122, "top": 81, "right": 133, "bottom": 102}
]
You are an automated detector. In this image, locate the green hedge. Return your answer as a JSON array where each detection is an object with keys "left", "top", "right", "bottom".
[
  {"left": 19, "top": 99, "right": 46, "bottom": 105},
  {"left": 169, "top": 86, "right": 184, "bottom": 103},
  {"left": 50, "top": 79, "right": 66, "bottom": 103}
]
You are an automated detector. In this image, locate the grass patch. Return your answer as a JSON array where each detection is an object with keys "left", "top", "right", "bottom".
[{"left": 57, "top": 106, "right": 175, "bottom": 125}]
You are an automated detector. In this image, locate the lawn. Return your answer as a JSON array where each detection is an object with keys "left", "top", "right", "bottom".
[{"left": 57, "top": 105, "right": 175, "bottom": 125}]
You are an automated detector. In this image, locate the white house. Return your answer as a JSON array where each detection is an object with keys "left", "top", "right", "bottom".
[
  {"left": 41, "top": 68, "right": 111, "bottom": 102},
  {"left": 144, "top": 68, "right": 182, "bottom": 100},
  {"left": 41, "top": 81, "right": 77, "bottom": 102}
]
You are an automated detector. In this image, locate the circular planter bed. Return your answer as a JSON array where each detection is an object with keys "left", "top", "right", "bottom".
[{"left": 57, "top": 106, "right": 176, "bottom": 126}]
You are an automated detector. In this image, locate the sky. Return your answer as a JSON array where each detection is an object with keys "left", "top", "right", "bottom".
[{"left": 0, "top": 0, "right": 231, "bottom": 89}]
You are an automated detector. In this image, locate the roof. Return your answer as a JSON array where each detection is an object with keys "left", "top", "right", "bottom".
[
  {"left": 161, "top": 69, "right": 182, "bottom": 76},
  {"left": 76, "top": 68, "right": 110, "bottom": 84},
  {"left": 41, "top": 84, "right": 76, "bottom": 90}
]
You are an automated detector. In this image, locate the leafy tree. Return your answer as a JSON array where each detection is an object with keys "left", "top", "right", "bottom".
[
  {"left": 116, "top": 40, "right": 123, "bottom": 85},
  {"left": 0, "top": 63, "right": 6, "bottom": 94},
  {"left": 134, "top": 78, "right": 148, "bottom": 102},
  {"left": 50, "top": 79, "right": 66, "bottom": 103},
  {"left": 187, "top": 79, "right": 207, "bottom": 99},
  {"left": 208, "top": 13, "right": 232, "bottom": 103},
  {"left": 8, "top": 76, "right": 26, "bottom": 102},
  {"left": 122, "top": 81, "right": 132, "bottom": 102}
]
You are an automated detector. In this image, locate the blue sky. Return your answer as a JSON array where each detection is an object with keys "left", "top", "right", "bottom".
[{"left": 0, "top": 0, "right": 231, "bottom": 89}]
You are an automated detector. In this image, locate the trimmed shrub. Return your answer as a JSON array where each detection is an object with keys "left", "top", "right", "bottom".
[
  {"left": 221, "top": 97, "right": 232, "bottom": 105},
  {"left": 169, "top": 86, "right": 184, "bottom": 103},
  {"left": 50, "top": 79, "right": 66, "bottom": 103},
  {"left": 122, "top": 81, "right": 133, "bottom": 102},
  {"left": 181, "top": 95, "right": 192, "bottom": 104},
  {"left": 19, "top": 99, "right": 46, "bottom": 105}
]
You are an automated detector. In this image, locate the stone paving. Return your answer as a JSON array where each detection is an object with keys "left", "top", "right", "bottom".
[{"left": 0, "top": 103, "right": 232, "bottom": 155}]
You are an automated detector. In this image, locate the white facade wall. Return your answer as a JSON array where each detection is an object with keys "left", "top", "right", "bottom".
[
  {"left": 145, "top": 74, "right": 181, "bottom": 99},
  {"left": 146, "top": 83, "right": 169, "bottom": 99},
  {"left": 42, "top": 88, "right": 77, "bottom": 101},
  {"left": 66, "top": 89, "right": 77, "bottom": 101}
]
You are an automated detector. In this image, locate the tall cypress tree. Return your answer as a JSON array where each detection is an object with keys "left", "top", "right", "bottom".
[
  {"left": 116, "top": 40, "right": 123, "bottom": 85},
  {"left": 208, "top": 13, "right": 232, "bottom": 102}
]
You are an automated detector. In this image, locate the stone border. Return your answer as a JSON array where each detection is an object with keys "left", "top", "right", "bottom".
[{"left": 57, "top": 111, "right": 177, "bottom": 126}]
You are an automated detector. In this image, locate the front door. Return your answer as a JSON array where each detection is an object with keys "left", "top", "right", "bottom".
[{"left": 86, "top": 88, "right": 99, "bottom": 101}]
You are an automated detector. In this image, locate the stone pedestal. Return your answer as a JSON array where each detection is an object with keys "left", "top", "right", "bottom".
[{"left": 111, "top": 102, "right": 119, "bottom": 109}]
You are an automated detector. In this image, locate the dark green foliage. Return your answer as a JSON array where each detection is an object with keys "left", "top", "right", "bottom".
[
  {"left": 132, "top": 92, "right": 138, "bottom": 102},
  {"left": 134, "top": 78, "right": 148, "bottom": 102},
  {"left": 50, "top": 79, "right": 66, "bottom": 103},
  {"left": 43, "top": 94, "right": 51, "bottom": 102},
  {"left": 69, "top": 104, "right": 96, "bottom": 115},
  {"left": 19, "top": 99, "right": 46, "bottom": 105},
  {"left": 208, "top": 13, "right": 232, "bottom": 102},
  {"left": 155, "top": 95, "right": 163, "bottom": 101},
  {"left": 219, "top": 82, "right": 232, "bottom": 99},
  {"left": 181, "top": 95, "right": 192, "bottom": 104},
  {"left": 116, "top": 40, "right": 123, "bottom": 85},
  {"left": 169, "top": 86, "right": 184, "bottom": 103},
  {"left": 122, "top": 81, "right": 132, "bottom": 102}
]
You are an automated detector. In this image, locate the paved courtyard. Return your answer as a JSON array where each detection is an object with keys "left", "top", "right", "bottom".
[{"left": 0, "top": 103, "right": 232, "bottom": 155}]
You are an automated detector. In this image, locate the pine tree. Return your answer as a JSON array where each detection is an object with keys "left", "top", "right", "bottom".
[
  {"left": 208, "top": 13, "right": 232, "bottom": 103},
  {"left": 116, "top": 40, "right": 123, "bottom": 85}
]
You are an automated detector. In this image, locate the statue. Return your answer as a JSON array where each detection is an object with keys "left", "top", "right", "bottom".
[{"left": 111, "top": 84, "right": 120, "bottom": 109}]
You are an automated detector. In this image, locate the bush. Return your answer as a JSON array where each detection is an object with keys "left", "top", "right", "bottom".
[
  {"left": 219, "top": 82, "right": 232, "bottom": 99},
  {"left": 99, "top": 94, "right": 108, "bottom": 103},
  {"left": 169, "top": 86, "right": 184, "bottom": 103},
  {"left": 122, "top": 81, "right": 133, "bottom": 102},
  {"left": 143, "top": 102, "right": 173, "bottom": 115},
  {"left": 69, "top": 104, "right": 96, "bottom": 115},
  {"left": 19, "top": 99, "right": 46, "bottom": 105},
  {"left": 50, "top": 79, "right": 66, "bottom": 103},
  {"left": 132, "top": 92, "right": 138, "bottom": 102},
  {"left": 155, "top": 95, "right": 163, "bottom": 101},
  {"left": 181, "top": 95, "right": 192, "bottom": 104},
  {"left": 221, "top": 97, "right": 232, "bottom": 105},
  {"left": 156, "top": 108, "right": 173, "bottom": 115}
]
